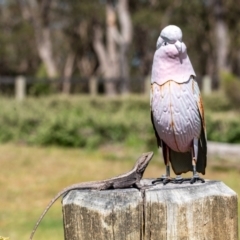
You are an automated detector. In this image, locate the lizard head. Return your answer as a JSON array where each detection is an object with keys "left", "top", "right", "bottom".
[{"left": 135, "top": 152, "right": 154, "bottom": 174}]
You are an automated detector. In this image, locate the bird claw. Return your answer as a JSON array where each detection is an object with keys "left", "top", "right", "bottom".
[
  {"left": 163, "top": 178, "right": 171, "bottom": 185},
  {"left": 152, "top": 177, "right": 164, "bottom": 185},
  {"left": 190, "top": 176, "right": 205, "bottom": 184},
  {"left": 172, "top": 176, "right": 205, "bottom": 184},
  {"left": 152, "top": 175, "right": 205, "bottom": 185},
  {"left": 152, "top": 176, "right": 173, "bottom": 185},
  {"left": 173, "top": 177, "right": 184, "bottom": 184},
  {"left": 152, "top": 175, "right": 165, "bottom": 184}
]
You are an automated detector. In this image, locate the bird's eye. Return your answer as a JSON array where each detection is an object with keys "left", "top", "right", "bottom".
[{"left": 163, "top": 42, "right": 168, "bottom": 46}]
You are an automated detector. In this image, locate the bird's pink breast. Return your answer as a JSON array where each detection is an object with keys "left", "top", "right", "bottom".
[
  {"left": 151, "top": 44, "right": 196, "bottom": 85},
  {"left": 151, "top": 79, "right": 201, "bottom": 152}
]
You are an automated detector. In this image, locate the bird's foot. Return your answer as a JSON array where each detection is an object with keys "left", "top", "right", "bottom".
[
  {"left": 172, "top": 175, "right": 205, "bottom": 184},
  {"left": 152, "top": 175, "right": 173, "bottom": 185},
  {"left": 190, "top": 175, "right": 205, "bottom": 184},
  {"left": 173, "top": 175, "right": 185, "bottom": 184}
]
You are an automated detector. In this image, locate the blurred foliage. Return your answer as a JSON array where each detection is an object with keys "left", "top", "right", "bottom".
[
  {"left": 0, "top": 95, "right": 239, "bottom": 149},
  {"left": 0, "top": 3, "right": 37, "bottom": 75},
  {"left": 221, "top": 71, "right": 240, "bottom": 109},
  {"left": 29, "top": 64, "right": 57, "bottom": 96},
  {"left": 28, "top": 82, "right": 55, "bottom": 96},
  {"left": 203, "top": 91, "right": 232, "bottom": 112},
  {"left": 35, "top": 63, "right": 49, "bottom": 79},
  {"left": 206, "top": 112, "right": 240, "bottom": 143},
  {"left": 0, "top": 96, "right": 152, "bottom": 148},
  {"left": 0, "top": 0, "right": 240, "bottom": 83}
]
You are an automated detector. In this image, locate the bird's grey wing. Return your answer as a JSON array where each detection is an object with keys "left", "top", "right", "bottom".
[
  {"left": 151, "top": 110, "right": 170, "bottom": 166},
  {"left": 169, "top": 77, "right": 207, "bottom": 175},
  {"left": 151, "top": 110, "right": 162, "bottom": 148},
  {"left": 196, "top": 118, "right": 207, "bottom": 174},
  {"left": 193, "top": 78, "right": 207, "bottom": 174}
]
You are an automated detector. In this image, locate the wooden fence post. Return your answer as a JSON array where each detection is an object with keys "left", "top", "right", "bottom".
[
  {"left": 63, "top": 188, "right": 143, "bottom": 239},
  {"left": 89, "top": 76, "right": 97, "bottom": 96},
  {"left": 202, "top": 75, "right": 212, "bottom": 95},
  {"left": 15, "top": 76, "right": 26, "bottom": 101},
  {"left": 62, "top": 180, "right": 238, "bottom": 240}
]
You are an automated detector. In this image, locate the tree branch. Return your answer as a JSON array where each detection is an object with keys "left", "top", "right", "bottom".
[
  {"left": 93, "top": 25, "right": 109, "bottom": 75},
  {"left": 117, "top": 0, "right": 132, "bottom": 44}
]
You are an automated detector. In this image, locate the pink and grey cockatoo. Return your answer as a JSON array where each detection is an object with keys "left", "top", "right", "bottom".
[{"left": 150, "top": 25, "right": 207, "bottom": 184}]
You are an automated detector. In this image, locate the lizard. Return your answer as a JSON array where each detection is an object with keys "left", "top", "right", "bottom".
[{"left": 29, "top": 151, "right": 154, "bottom": 240}]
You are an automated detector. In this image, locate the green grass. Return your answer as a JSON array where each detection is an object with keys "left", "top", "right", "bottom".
[
  {"left": 0, "top": 94, "right": 239, "bottom": 149},
  {"left": 0, "top": 143, "right": 239, "bottom": 239},
  {"left": 0, "top": 94, "right": 239, "bottom": 239}
]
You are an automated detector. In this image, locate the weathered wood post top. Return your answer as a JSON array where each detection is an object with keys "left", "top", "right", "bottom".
[{"left": 62, "top": 180, "right": 238, "bottom": 240}]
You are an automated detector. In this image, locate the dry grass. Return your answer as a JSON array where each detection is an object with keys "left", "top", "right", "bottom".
[{"left": 0, "top": 143, "right": 239, "bottom": 239}]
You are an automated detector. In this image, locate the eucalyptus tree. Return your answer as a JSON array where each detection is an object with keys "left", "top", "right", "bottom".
[
  {"left": 92, "top": 0, "right": 133, "bottom": 95},
  {"left": 17, "top": 0, "right": 59, "bottom": 78}
]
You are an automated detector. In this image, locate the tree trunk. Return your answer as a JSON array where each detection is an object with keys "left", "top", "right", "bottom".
[
  {"left": 117, "top": 0, "right": 132, "bottom": 94},
  {"left": 23, "top": 0, "right": 58, "bottom": 79},
  {"left": 36, "top": 27, "right": 58, "bottom": 78},
  {"left": 213, "top": 0, "right": 230, "bottom": 86},
  {"left": 105, "top": 2, "right": 119, "bottom": 96},
  {"left": 62, "top": 52, "right": 75, "bottom": 94},
  {"left": 93, "top": 0, "right": 132, "bottom": 96},
  {"left": 215, "top": 20, "right": 229, "bottom": 72}
]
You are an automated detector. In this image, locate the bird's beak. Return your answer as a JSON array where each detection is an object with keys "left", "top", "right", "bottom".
[{"left": 175, "top": 40, "right": 182, "bottom": 53}]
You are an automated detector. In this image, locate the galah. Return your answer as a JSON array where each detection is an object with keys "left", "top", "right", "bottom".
[{"left": 150, "top": 25, "right": 207, "bottom": 184}]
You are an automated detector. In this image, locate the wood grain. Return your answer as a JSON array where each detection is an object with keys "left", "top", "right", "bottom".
[
  {"left": 143, "top": 180, "right": 238, "bottom": 240},
  {"left": 63, "top": 188, "right": 143, "bottom": 240},
  {"left": 62, "top": 180, "right": 238, "bottom": 240}
]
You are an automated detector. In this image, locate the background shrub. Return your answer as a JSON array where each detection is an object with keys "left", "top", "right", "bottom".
[
  {"left": 221, "top": 71, "right": 240, "bottom": 109},
  {"left": 0, "top": 95, "right": 239, "bottom": 148}
]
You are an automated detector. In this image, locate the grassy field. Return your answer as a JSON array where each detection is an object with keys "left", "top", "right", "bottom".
[{"left": 0, "top": 143, "right": 239, "bottom": 240}]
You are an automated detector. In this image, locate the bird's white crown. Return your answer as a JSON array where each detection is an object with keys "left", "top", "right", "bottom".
[
  {"left": 160, "top": 25, "right": 182, "bottom": 43},
  {"left": 156, "top": 25, "right": 184, "bottom": 53}
]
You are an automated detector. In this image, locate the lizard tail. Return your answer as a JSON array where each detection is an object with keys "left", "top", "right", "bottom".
[{"left": 29, "top": 191, "right": 67, "bottom": 240}]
